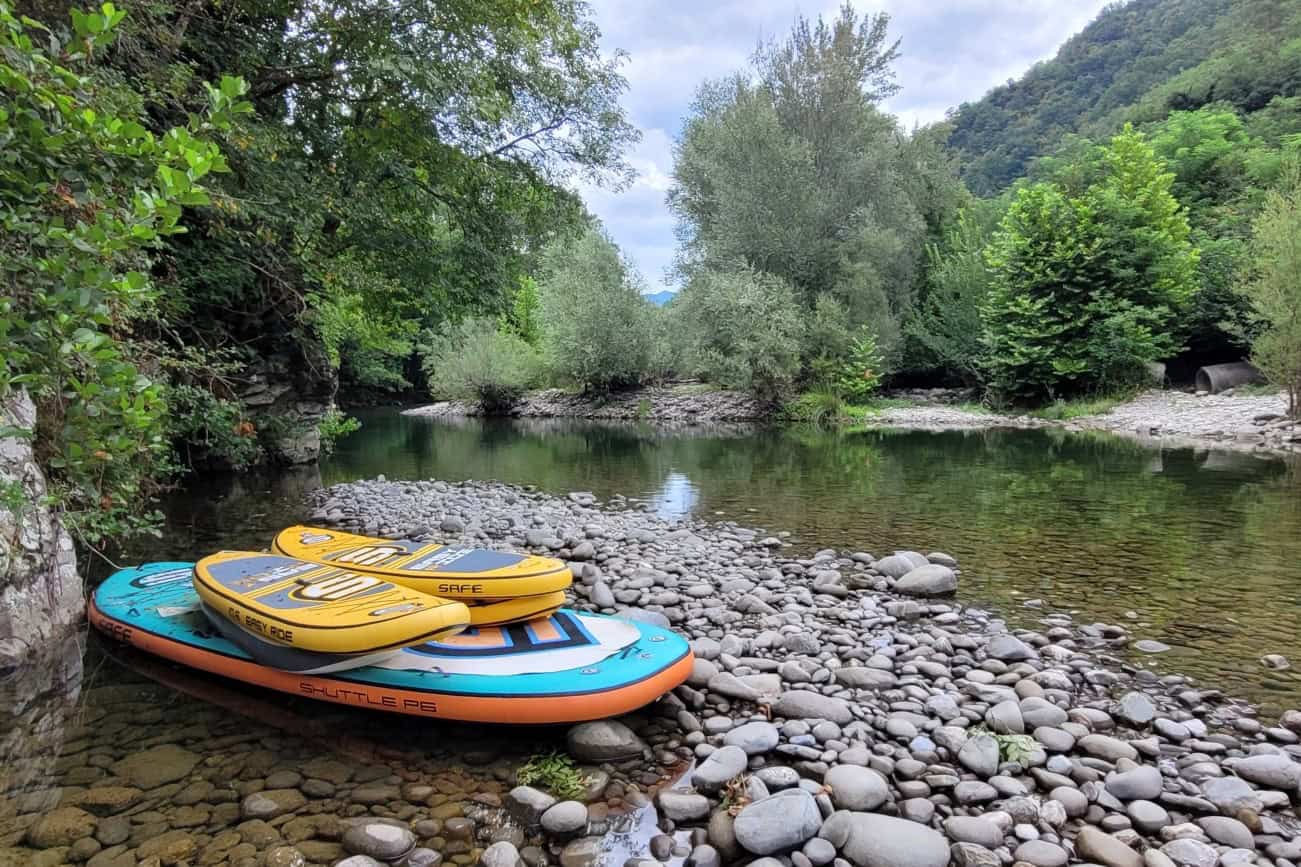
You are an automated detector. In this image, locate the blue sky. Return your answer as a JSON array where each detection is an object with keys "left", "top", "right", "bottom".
[{"left": 576, "top": 0, "right": 1112, "bottom": 295}]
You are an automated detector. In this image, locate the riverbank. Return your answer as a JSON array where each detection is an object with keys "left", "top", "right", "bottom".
[
  {"left": 299, "top": 476, "right": 1301, "bottom": 867},
  {"left": 403, "top": 386, "right": 1301, "bottom": 455}
]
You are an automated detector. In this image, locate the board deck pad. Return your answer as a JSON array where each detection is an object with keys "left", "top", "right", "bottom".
[
  {"left": 272, "top": 526, "right": 572, "bottom": 600},
  {"left": 90, "top": 563, "right": 692, "bottom": 724}
]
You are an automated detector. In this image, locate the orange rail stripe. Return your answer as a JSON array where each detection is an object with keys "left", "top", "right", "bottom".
[{"left": 88, "top": 600, "right": 691, "bottom": 725}]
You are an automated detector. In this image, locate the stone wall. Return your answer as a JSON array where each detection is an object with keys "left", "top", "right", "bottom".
[{"left": 0, "top": 390, "right": 84, "bottom": 651}]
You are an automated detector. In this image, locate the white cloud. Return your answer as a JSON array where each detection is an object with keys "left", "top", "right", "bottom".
[{"left": 582, "top": 0, "right": 1113, "bottom": 294}]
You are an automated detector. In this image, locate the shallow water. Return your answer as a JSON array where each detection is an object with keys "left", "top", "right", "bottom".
[{"left": 5, "top": 409, "right": 1301, "bottom": 863}]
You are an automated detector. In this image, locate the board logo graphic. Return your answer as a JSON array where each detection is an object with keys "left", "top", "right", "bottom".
[
  {"left": 130, "top": 568, "right": 193, "bottom": 588},
  {"left": 291, "top": 573, "right": 384, "bottom": 602},
  {"left": 332, "top": 545, "right": 406, "bottom": 566}
]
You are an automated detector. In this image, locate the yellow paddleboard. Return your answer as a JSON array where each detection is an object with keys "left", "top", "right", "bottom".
[
  {"left": 272, "top": 526, "right": 572, "bottom": 601},
  {"left": 193, "top": 552, "right": 470, "bottom": 655},
  {"left": 465, "top": 590, "right": 567, "bottom": 628}
]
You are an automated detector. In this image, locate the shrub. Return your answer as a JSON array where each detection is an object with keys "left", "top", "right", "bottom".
[
  {"left": 782, "top": 388, "right": 845, "bottom": 428},
  {"left": 834, "top": 328, "right": 885, "bottom": 404},
  {"left": 803, "top": 294, "right": 856, "bottom": 383},
  {"left": 318, "top": 408, "right": 361, "bottom": 455},
  {"left": 423, "top": 319, "right": 539, "bottom": 411},
  {"left": 166, "top": 385, "right": 262, "bottom": 470},
  {"left": 1236, "top": 154, "right": 1301, "bottom": 415},
  {"left": 676, "top": 267, "right": 804, "bottom": 400},
  {"left": 538, "top": 228, "right": 652, "bottom": 393}
]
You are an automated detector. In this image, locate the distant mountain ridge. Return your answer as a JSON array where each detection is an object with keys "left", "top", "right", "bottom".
[
  {"left": 644, "top": 290, "right": 676, "bottom": 307},
  {"left": 947, "top": 0, "right": 1299, "bottom": 194}
]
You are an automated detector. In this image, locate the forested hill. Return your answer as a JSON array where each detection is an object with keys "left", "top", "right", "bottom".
[{"left": 948, "top": 0, "right": 1300, "bottom": 194}]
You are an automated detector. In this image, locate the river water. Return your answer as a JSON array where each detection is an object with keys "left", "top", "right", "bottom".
[{"left": 3, "top": 409, "right": 1301, "bottom": 862}]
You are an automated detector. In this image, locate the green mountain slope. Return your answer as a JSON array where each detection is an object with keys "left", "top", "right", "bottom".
[{"left": 948, "top": 0, "right": 1301, "bottom": 195}]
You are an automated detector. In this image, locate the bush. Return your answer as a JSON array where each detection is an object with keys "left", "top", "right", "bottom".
[
  {"left": 318, "top": 408, "right": 361, "bottom": 455},
  {"left": 538, "top": 228, "right": 653, "bottom": 393},
  {"left": 423, "top": 319, "right": 539, "bottom": 411},
  {"left": 782, "top": 388, "right": 845, "bottom": 427},
  {"left": 803, "top": 294, "right": 856, "bottom": 383},
  {"left": 166, "top": 385, "right": 262, "bottom": 470},
  {"left": 675, "top": 267, "right": 805, "bottom": 399},
  {"left": 1236, "top": 154, "right": 1301, "bottom": 415},
  {"left": 834, "top": 329, "right": 885, "bottom": 404}
]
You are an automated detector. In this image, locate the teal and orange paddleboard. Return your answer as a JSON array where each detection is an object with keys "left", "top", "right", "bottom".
[{"left": 89, "top": 562, "right": 692, "bottom": 724}]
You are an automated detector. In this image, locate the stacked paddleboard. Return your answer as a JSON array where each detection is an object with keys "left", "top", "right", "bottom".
[{"left": 88, "top": 528, "right": 692, "bottom": 724}]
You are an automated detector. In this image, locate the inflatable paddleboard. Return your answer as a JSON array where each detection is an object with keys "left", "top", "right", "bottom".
[
  {"left": 193, "top": 552, "right": 471, "bottom": 654},
  {"left": 272, "top": 526, "right": 572, "bottom": 601},
  {"left": 90, "top": 563, "right": 693, "bottom": 724}
]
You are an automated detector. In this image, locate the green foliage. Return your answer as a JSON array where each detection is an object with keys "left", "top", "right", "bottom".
[
  {"left": 982, "top": 127, "right": 1199, "bottom": 402},
  {"left": 423, "top": 319, "right": 540, "bottom": 411},
  {"left": 908, "top": 207, "right": 997, "bottom": 383},
  {"left": 668, "top": 5, "right": 964, "bottom": 381},
  {"left": 804, "top": 294, "right": 857, "bottom": 383},
  {"left": 516, "top": 752, "right": 588, "bottom": 800},
  {"left": 948, "top": 0, "right": 1297, "bottom": 194},
  {"left": 537, "top": 228, "right": 653, "bottom": 394},
  {"left": 0, "top": 1, "right": 247, "bottom": 541},
  {"left": 1030, "top": 389, "right": 1141, "bottom": 421},
  {"left": 782, "top": 388, "right": 846, "bottom": 428},
  {"left": 834, "top": 329, "right": 885, "bottom": 404},
  {"left": 1236, "top": 154, "right": 1301, "bottom": 415},
  {"left": 165, "top": 385, "right": 261, "bottom": 470},
  {"left": 971, "top": 727, "right": 1039, "bottom": 765},
  {"left": 674, "top": 267, "right": 805, "bottom": 399},
  {"left": 318, "top": 408, "right": 361, "bottom": 456},
  {"left": 506, "top": 277, "right": 543, "bottom": 347}
]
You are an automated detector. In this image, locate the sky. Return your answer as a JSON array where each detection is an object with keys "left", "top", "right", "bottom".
[{"left": 576, "top": 0, "right": 1113, "bottom": 296}]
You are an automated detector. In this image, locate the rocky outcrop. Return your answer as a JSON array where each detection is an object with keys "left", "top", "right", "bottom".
[
  {"left": 404, "top": 386, "right": 771, "bottom": 423},
  {"left": 237, "top": 338, "right": 337, "bottom": 464},
  {"left": 0, "top": 390, "right": 83, "bottom": 651}
]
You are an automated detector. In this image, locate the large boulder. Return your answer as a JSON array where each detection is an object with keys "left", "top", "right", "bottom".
[
  {"left": 772, "top": 691, "right": 853, "bottom": 724},
  {"left": 566, "top": 720, "right": 646, "bottom": 762},
  {"left": 819, "top": 810, "right": 949, "bottom": 867},
  {"left": 894, "top": 565, "right": 957, "bottom": 597},
  {"left": 733, "top": 789, "right": 823, "bottom": 855},
  {"left": 824, "top": 766, "right": 889, "bottom": 811}
]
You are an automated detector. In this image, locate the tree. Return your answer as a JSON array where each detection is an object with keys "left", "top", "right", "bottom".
[
  {"left": 0, "top": 1, "right": 248, "bottom": 540},
  {"left": 537, "top": 228, "right": 653, "bottom": 393},
  {"left": 981, "top": 127, "right": 1199, "bottom": 402},
  {"left": 1236, "top": 154, "right": 1301, "bottom": 414},
  {"left": 673, "top": 267, "right": 805, "bottom": 399},
  {"left": 667, "top": 5, "right": 960, "bottom": 377}
]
